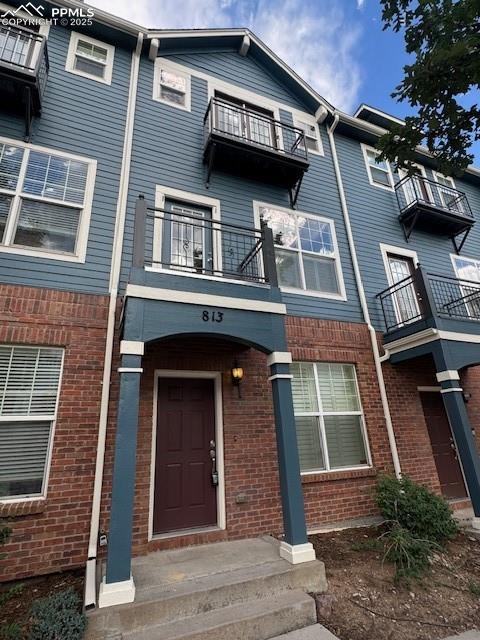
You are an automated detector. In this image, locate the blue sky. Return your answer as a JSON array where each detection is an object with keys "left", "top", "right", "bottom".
[{"left": 91, "top": 0, "right": 479, "bottom": 164}]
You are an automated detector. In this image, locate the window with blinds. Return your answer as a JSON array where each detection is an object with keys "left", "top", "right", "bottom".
[
  {"left": 291, "top": 362, "right": 370, "bottom": 473},
  {"left": 0, "top": 346, "right": 64, "bottom": 499},
  {"left": 0, "top": 141, "right": 93, "bottom": 258}
]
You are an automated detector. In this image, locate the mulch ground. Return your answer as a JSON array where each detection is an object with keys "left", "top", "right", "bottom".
[
  {"left": 0, "top": 569, "right": 84, "bottom": 637},
  {"left": 310, "top": 526, "right": 480, "bottom": 640}
]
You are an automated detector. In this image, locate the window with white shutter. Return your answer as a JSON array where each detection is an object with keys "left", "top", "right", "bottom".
[
  {"left": 0, "top": 140, "right": 95, "bottom": 261},
  {"left": 291, "top": 362, "right": 370, "bottom": 473},
  {"left": 0, "top": 346, "right": 64, "bottom": 499}
]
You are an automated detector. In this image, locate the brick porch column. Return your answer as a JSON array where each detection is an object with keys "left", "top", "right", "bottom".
[{"left": 268, "top": 351, "right": 315, "bottom": 564}]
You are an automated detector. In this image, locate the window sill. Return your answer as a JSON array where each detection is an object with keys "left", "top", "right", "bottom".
[
  {"left": 280, "top": 287, "right": 347, "bottom": 301},
  {"left": 301, "top": 467, "right": 377, "bottom": 484},
  {"left": 0, "top": 498, "right": 46, "bottom": 517},
  {"left": 0, "top": 244, "right": 85, "bottom": 263}
]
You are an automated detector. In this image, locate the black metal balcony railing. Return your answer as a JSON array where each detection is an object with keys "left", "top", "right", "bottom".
[
  {"left": 377, "top": 267, "right": 480, "bottom": 334},
  {"left": 131, "top": 196, "right": 278, "bottom": 286},
  {"left": 204, "top": 97, "right": 308, "bottom": 161},
  {"left": 395, "top": 174, "right": 473, "bottom": 220},
  {"left": 0, "top": 24, "right": 49, "bottom": 99}
]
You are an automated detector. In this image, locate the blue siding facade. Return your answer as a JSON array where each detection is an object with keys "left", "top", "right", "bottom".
[
  {"left": 121, "top": 48, "right": 363, "bottom": 323},
  {"left": 0, "top": 25, "right": 132, "bottom": 294},
  {"left": 335, "top": 132, "right": 480, "bottom": 330}
]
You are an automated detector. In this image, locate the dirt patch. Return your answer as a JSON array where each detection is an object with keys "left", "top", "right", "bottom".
[
  {"left": 0, "top": 569, "right": 84, "bottom": 635},
  {"left": 311, "top": 527, "right": 480, "bottom": 640}
]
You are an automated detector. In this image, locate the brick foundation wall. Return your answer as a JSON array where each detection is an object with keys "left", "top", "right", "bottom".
[{"left": 0, "top": 285, "right": 109, "bottom": 582}]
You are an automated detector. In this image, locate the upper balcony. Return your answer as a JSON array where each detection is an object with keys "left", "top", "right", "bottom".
[
  {"left": 203, "top": 97, "right": 310, "bottom": 207},
  {"left": 395, "top": 175, "right": 474, "bottom": 252},
  {"left": 126, "top": 196, "right": 283, "bottom": 311},
  {"left": 0, "top": 24, "right": 49, "bottom": 139},
  {"left": 377, "top": 266, "right": 480, "bottom": 347}
]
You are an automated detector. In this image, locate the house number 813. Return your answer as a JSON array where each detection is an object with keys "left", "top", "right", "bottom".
[{"left": 202, "top": 310, "right": 224, "bottom": 323}]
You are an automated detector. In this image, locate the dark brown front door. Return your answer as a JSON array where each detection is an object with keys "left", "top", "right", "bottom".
[
  {"left": 420, "top": 391, "right": 468, "bottom": 499},
  {"left": 154, "top": 377, "right": 217, "bottom": 535}
]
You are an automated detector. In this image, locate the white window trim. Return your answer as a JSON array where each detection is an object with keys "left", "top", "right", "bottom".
[
  {"left": 153, "top": 58, "right": 191, "bottom": 111},
  {"left": 292, "top": 111, "right": 324, "bottom": 156},
  {"left": 0, "top": 346, "right": 65, "bottom": 503},
  {"left": 65, "top": 31, "right": 115, "bottom": 85},
  {"left": 293, "top": 362, "right": 372, "bottom": 475},
  {"left": 433, "top": 170, "right": 457, "bottom": 190},
  {"left": 450, "top": 252, "right": 480, "bottom": 280},
  {"left": 0, "top": 136, "right": 96, "bottom": 263},
  {"left": 253, "top": 200, "right": 347, "bottom": 301},
  {"left": 152, "top": 185, "right": 220, "bottom": 275},
  {"left": 380, "top": 243, "right": 419, "bottom": 287},
  {"left": 361, "top": 143, "right": 395, "bottom": 192}
]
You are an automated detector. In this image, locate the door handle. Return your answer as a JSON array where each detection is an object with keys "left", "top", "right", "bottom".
[{"left": 210, "top": 440, "right": 218, "bottom": 486}]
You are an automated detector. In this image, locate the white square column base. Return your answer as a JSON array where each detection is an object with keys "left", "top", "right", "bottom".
[
  {"left": 98, "top": 576, "right": 135, "bottom": 608},
  {"left": 279, "top": 541, "right": 316, "bottom": 564},
  {"left": 471, "top": 517, "right": 480, "bottom": 531}
]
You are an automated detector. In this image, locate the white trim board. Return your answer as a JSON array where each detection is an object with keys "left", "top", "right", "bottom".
[
  {"left": 149, "top": 370, "right": 226, "bottom": 540},
  {"left": 125, "top": 284, "right": 287, "bottom": 314}
]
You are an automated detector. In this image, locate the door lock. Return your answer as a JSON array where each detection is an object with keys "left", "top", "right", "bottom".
[{"left": 210, "top": 440, "right": 218, "bottom": 486}]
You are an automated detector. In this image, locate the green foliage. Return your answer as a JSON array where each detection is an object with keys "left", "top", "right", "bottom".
[
  {"left": 380, "top": 522, "right": 436, "bottom": 583},
  {"left": 28, "top": 588, "right": 86, "bottom": 640},
  {"left": 0, "top": 623, "right": 22, "bottom": 640},
  {"left": 0, "top": 583, "right": 24, "bottom": 608},
  {"left": 0, "top": 524, "right": 12, "bottom": 560},
  {"left": 376, "top": 474, "right": 458, "bottom": 545},
  {"left": 377, "top": 0, "right": 480, "bottom": 176},
  {"left": 468, "top": 580, "right": 480, "bottom": 597}
]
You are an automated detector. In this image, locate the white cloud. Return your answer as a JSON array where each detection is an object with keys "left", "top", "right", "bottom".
[
  {"left": 89, "top": 0, "right": 362, "bottom": 112},
  {"left": 356, "top": 0, "right": 365, "bottom": 9}
]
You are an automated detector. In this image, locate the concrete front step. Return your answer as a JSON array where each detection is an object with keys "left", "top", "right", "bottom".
[
  {"left": 123, "top": 590, "right": 317, "bottom": 640},
  {"left": 271, "top": 624, "right": 339, "bottom": 639},
  {"left": 87, "top": 537, "right": 327, "bottom": 639}
]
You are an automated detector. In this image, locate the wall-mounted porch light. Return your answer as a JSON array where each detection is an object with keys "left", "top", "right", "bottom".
[{"left": 231, "top": 361, "right": 244, "bottom": 398}]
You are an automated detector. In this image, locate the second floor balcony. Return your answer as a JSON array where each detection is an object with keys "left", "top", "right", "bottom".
[
  {"left": 128, "top": 196, "right": 282, "bottom": 305},
  {"left": 0, "top": 24, "right": 49, "bottom": 138},
  {"left": 203, "top": 97, "right": 309, "bottom": 206},
  {"left": 395, "top": 174, "right": 474, "bottom": 252},
  {"left": 377, "top": 266, "right": 480, "bottom": 344}
]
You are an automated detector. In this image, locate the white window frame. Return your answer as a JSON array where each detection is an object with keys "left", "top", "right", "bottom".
[
  {"left": 432, "top": 171, "right": 465, "bottom": 213},
  {"left": 0, "top": 345, "right": 65, "bottom": 503},
  {"left": 380, "top": 243, "right": 420, "bottom": 326},
  {"left": 253, "top": 201, "right": 347, "bottom": 300},
  {"left": 450, "top": 253, "right": 480, "bottom": 319},
  {"left": 292, "top": 112, "right": 324, "bottom": 156},
  {"left": 65, "top": 31, "right": 115, "bottom": 85},
  {"left": 153, "top": 58, "right": 191, "bottom": 111},
  {"left": 293, "top": 362, "right": 372, "bottom": 476},
  {"left": 397, "top": 163, "right": 434, "bottom": 206},
  {"left": 361, "top": 143, "right": 395, "bottom": 191},
  {"left": 0, "top": 136, "right": 97, "bottom": 263}
]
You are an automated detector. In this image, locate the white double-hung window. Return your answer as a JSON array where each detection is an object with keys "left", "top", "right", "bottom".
[
  {"left": 0, "top": 140, "right": 95, "bottom": 261},
  {"left": 291, "top": 362, "right": 370, "bottom": 473},
  {"left": 0, "top": 346, "right": 64, "bottom": 500},
  {"left": 257, "top": 203, "right": 345, "bottom": 298},
  {"left": 361, "top": 144, "right": 394, "bottom": 190},
  {"left": 66, "top": 32, "right": 115, "bottom": 84},
  {"left": 153, "top": 60, "right": 191, "bottom": 111}
]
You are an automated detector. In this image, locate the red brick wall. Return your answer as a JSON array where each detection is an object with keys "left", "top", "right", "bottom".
[{"left": 0, "top": 285, "right": 109, "bottom": 582}]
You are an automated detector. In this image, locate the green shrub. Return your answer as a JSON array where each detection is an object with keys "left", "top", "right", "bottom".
[
  {"left": 376, "top": 474, "right": 458, "bottom": 544},
  {"left": 0, "top": 523, "right": 12, "bottom": 560},
  {"left": 0, "top": 623, "right": 22, "bottom": 640},
  {"left": 28, "top": 588, "right": 86, "bottom": 640},
  {"left": 381, "top": 522, "right": 437, "bottom": 583}
]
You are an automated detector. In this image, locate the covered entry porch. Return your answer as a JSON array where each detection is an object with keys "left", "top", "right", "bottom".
[{"left": 98, "top": 293, "right": 315, "bottom": 608}]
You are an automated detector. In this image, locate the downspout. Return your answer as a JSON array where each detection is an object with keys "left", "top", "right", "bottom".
[
  {"left": 327, "top": 114, "right": 402, "bottom": 479},
  {"left": 84, "top": 30, "right": 144, "bottom": 609}
]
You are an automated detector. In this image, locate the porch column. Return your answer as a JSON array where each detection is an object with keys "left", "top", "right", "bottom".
[
  {"left": 435, "top": 368, "right": 480, "bottom": 520},
  {"left": 98, "top": 341, "right": 144, "bottom": 608},
  {"left": 268, "top": 352, "right": 315, "bottom": 564}
]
